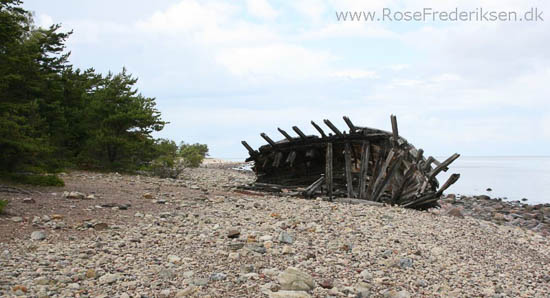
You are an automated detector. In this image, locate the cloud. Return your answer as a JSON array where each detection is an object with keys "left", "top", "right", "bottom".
[
  {"left": 290, "top": 0, "right": 327, "bottom": 22},
  {"left": 37, "top": 13, "right": 53, "bottom": 28},
  {"left": 137, "top": 0, "right": 237, "bottom": 34},
  {"left": 245, "top": 0, "right": 278, "bottom": 20},
  {"left": 304, "top": 22, "right": 398, "bottom": 39},
  {"left": 25, "top": 0, "right": 550, "bottom": 157},
  {"left": 330, "top": 69, "right": 378, "bottom": 79},
  {"left": 215, "top": 44, "right": 335, "bottom": 78}
]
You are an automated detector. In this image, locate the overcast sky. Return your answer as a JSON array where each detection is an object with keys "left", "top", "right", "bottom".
[{"left": 24, "top": 0, "right": 550, "bottom": 159}]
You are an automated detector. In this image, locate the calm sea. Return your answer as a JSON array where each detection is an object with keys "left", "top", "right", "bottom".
[{"left": 437, "top": 156, "right": 550, "bottom": 204}]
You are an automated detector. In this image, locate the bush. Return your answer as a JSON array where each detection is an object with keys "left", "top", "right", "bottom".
[
  {"left": 7, "top": 174, "right": 65, "bottom": 186},
  {"left": 144, "top": 141, "right": 209, "bottom": 177},
  {"left": 0, "top": 200, "right": 7, "bottom": 214},
  {"left": 149, "top": 156, "right": 185, "bottom": 178},
  {"left": 179, "top": 143, "right": 209, "bottom": 168}
]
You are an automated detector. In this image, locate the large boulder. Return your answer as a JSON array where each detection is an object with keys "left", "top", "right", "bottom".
[{"left": 278, "top": 267, "right": 315, "bottom": 291}]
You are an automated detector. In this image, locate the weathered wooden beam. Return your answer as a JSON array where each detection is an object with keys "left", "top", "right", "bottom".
[
  {"left": 373, "top": 155, "right": 403, "bottom": 202},
  {"left": 391, "top": 164, "right": 416, "bottom": 203},
  {"left": 367, "top": 152, "right": 383, "bottom": 200},
  {"left": 370, "top": 149, "right": 395, "bottom": 200},
  {"left": 390, "top": 114, "right": 399, "bottom": 141},
  {"left": 285, "top": 151, "right": 297, "bottom": 167},
  {"left": 435, "top": 173, "right": 460, "bottom": 196},
  {"left": 358, "top": 141, "right": 370, "bottom": 199},
  {"left": 428, "top": 153, "right": 460, "bottom": 180},
  {"left": 344, "top": 143, "right": 354, "bottom": 198},
  {"left": 272, "top": 152, "right": 283, "bottom": 168},
  {"left": 402, "top": 192, "right": 436, "bottom": 208},
  {"left": 304, "top": 175, "right": 325, "bottom": 198},
  {"left": 334, "top": 197, "right": 384, "bottom": 206},
  {"left": 423, "top": 156, "right": 435, "bottom": 171},
  {"left": 416, "top": 148, "right": 424, "bottom": 162},
  {"left": 241, "top": 141, "right": 257, "bottom": 156},
  {"left": 277, "top": 128, "right": 294, "bottom": 142},
  {"left": 292, "top": 126, "right": 307, "bottom": 139},
  {"left": 325, "top": 143, "right": 333, "bottom": 200},
  {"left": 260, "top": 133, "right": 276, "bottom": 147},
  {"left": 343, "top": 116, "right": 356, "bottom": 133},
  {"left": 323, "top": 119, "right": 342, "bottom": 136},
  {"left": 311, "top": 121, "right": 327, "bottom": 138},
  {"left": 432, "top": 158, "right": 449, "bottom": 172}
]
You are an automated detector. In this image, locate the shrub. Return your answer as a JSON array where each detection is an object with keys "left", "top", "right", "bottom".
[
  {"left": 8, "top": 174, "right": 65, "bottom": 186},
  {"left": 0, "top": 200, "right": 7, "bottom": 214},
  {"left": 179, "top": 143, "right": 209, "bottom": 168}
]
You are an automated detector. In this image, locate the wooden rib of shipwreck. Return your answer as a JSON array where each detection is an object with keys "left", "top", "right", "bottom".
[{"left": 240, "top": 115, "right": 460, "bottom": 210}]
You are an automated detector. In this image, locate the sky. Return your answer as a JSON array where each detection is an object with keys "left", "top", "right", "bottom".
[{"left": 23, "top": 0, "right": 550, "bottom": 159}]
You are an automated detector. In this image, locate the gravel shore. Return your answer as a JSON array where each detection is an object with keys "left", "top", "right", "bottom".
[{"left": 1, "top": 168, "right": 549, "bottom": 297}]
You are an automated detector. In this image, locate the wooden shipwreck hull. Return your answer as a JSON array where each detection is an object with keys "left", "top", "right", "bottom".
[{"left": 241, "top": 115, "right": 460, "bottom": 210}]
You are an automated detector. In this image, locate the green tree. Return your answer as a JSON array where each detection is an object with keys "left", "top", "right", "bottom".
[
  {"left": 1, "top": 0, "right": 175, "bottom": 180},
  {"left": 80, "top": 68, "right": 166, "bottom": 170},
  {"left": 0, "top": 0, "right": 71, "bottom": 172}
]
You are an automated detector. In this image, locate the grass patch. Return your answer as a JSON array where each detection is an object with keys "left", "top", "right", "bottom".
[
  {"left": 0, "top": 200, "right": 7, "bottom": 214},
  {"left": 5, "top": 173, "right": 65, "bottom": 186}
]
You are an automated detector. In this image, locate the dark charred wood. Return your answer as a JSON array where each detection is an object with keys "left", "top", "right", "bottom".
[
  {"left": 343, "top": 116, "right": 356, "bottom": 133},
  {"left": 390, "top": 114, "right": 399, "bottom": 145},
  {"left": 292, "top": 126, "right": 307, "bottom": 139},
  {"left": 311, "top": 121, "right": 327, "bottom": 138},
  {"left": 323, "top": 119, "right": 342, "bottom": 136},
  {"left": 278, "top": 128, "right": 294, "bottom": 141},
  {"left": 241, "top": 141, "right": 257, "bottom": 157},
  {"left": 260, "top": 133, "right": 277, "bottom": 147}
]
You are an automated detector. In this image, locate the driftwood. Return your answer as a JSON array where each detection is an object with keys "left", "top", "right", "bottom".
[{"left": 241, "top": 115, "right": 460, "bottom": 209}]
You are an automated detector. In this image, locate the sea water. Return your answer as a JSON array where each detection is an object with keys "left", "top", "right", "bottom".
[{"left": 437, "top": 156, "right": 550, "bottom": 204}]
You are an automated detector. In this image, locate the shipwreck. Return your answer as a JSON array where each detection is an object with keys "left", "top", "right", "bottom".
[{"left": 241, "top": 115, "right": 460, "bottom": 209}]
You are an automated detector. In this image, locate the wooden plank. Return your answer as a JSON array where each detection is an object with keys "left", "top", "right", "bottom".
[
  {"left": 311, "top": 121, "right": 327, "bottom": 138},
  {"left": 343, "top": 116, "right": 356, "bottom": 133},
  {"left": 285, "top": 151, "right": 297, "bottom": 167},
  {"left": 325, "top": 143, "right": 333, "bottom": 200},
  {"left": 277, "top": 128, "right": 293, "bottom": 142},
  {"left": 428, "top": 153, "right": 460, "bottom": 180},
  {"left": 435, "top": 173, "right": 460, "bottom": 196},
  {"left": 272, "top": 152, "right": 283, "bottom": 168},
  {"left": 369, "top": 149, "right": 395, "bottom": 200},
  {"left": 391, "top": 164, "right": 416, "bottom": 203},
  {"left": 304, "top": 175, "right": 325, "bottom": 198},
  {"left": 390, "top": 114, "right": 399, "bottom": 140},
  {"left": 366, "top": 151, "right": 383, "bottom": 200},
  {"left": 241, "top": 141, "right": 257, "bottom": 156},
  {"left": 334, "top": 197, "right": 384, "bottom": 206},
  {"left": 432, "top": 158, "right": 449, "bottom": 172},
  {"left": 358, "top": 141, "right": 370, "bottom": 199},
  {"left": 323, "top": 119, "right": 342, "bottom": 136},
  {"left": 402, "top": 192, "right": 436, "bottom": 208},
  {"left": 423, "top": 156, "right": 435, "bottom": 171},
  {"left": 260, "top": 133, "right": 277, "bottom": 147},
  {"left": 292, "top": 126, "right": 307, "bottom": 139},
  {"left": 416, "top": 148, "right": 424, "bottom": 162},
  {"left": 373, "top": 155, "right": 404, "bottom": 202},
  {"left": 344, "top": 143, "right": 354, "bottom": 198}
]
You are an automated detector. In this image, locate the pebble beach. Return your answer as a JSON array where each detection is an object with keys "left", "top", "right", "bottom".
[{"left": 0, "top": 166, "right": 549, "bottom": 297}]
